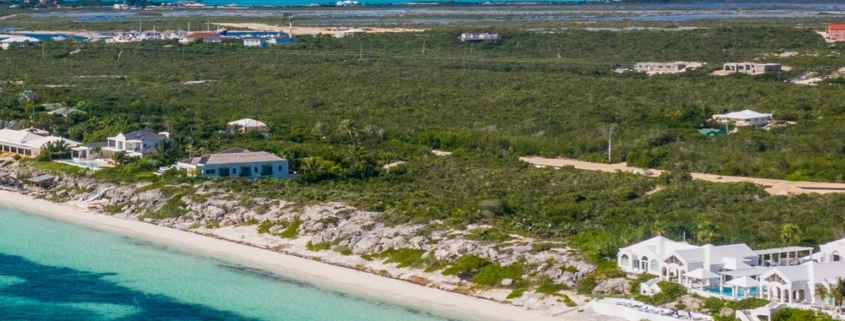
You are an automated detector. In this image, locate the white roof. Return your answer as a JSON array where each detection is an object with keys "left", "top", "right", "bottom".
[
  {"left": 619, "top": 236, "right": 698, "bottom": 260},
  {"left": 0, "top": 129, "right": 78, "bottom": 148},
  {"left": 720, "top": 109, "right": 771, "bottom": 120},
  {"left": 228, "top": 118, "right": 266, "bottom": 128},
  {"left": 26, "top": 136, "right": 80, "bottom": 148},
  {"left": 762, "top": 261, "right": 845, "bottom": 284},
  {"left": 687, "top": 268, "right": 719, "bottom": 279},
  {"left": 0, "top": 36, "right": 39, "bottom": 43},
  {"left": 0, "top": 129, "right": 43, "bottom": 144},
  {"left": 726, "top": 276, "right": 760, "bottom": 288},
  {"left": 753, "top": 246, "right": 814, "bottom": 256}
]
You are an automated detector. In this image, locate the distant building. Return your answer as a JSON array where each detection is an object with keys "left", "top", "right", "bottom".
[
  {"left": 634, "top": 62, "right": 687, "bottom": 73},
  {"left": 458, "top": 33, "right": 500, "bottom": 42},
  {"left": 267, "top": 37, "right": 296, "bottom": 45},
  {"left": 722, "top": 62, "right": 781, "bottom": 75},
  {"left": 175, "top": 148, "right": 294, "bottom": 179},
  {"left": 228, "top": 118, "right": 267, "bottom": 133},
  {"left": 828, "top": 24, "right": 845, "bottom": 41},
  {"left": 243, "top": 38, "right": 267, "bottom": 47},
  {"left": 0, "top": 129, "right": 79, "bottom": 157},
  {"left": 712, "top": 109, "right": 773, "bottom": 127},
  {"left": 179, "top": 32, "right": 220, "bottom": 44}
]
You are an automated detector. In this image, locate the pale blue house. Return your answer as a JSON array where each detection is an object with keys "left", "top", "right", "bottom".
[{"left": 175, "top": 148, "right": 294, "bottom": 179}]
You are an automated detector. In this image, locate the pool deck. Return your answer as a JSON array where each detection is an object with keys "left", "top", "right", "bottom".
[{"left": 54, "top": 159, "right": 114, "bottom": 171}]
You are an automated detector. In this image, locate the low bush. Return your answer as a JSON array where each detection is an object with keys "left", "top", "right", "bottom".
[
  {"left": 279, "top": 216, "right": 302, "bottom": 238},
  {"left": 471, "top": 260, "right": 524, "bottom": 286}
]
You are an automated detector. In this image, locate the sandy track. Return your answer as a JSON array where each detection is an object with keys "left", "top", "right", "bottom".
[
  {"left": 520, "top": 157, "right": 845, "bottom": 195},
  {"left": 0, "top": 14, "right": 21, "bottom": 21},
  {"left": 214, "top": 22, "right": 425, "bottom": 36}
]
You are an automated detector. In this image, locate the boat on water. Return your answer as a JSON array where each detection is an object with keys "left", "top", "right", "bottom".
[
  {"left": 213, "top": 28, "right": 228, "bottom": 35},
  {"left": 51, "top": 36, "right": 67, "bottom": 41}
]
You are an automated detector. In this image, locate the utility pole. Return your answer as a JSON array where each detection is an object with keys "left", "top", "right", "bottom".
[
  {"left": 359, "top": 43, "right": 363, "bottom": 60},
  {"left": 601, "top": 124, "right": 616, "bottom": 163},
  {"left": 422, "top": 39, "right": 426, "bottom": 55}
]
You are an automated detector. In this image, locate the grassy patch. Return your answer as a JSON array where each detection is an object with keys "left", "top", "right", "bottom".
[
  {"left": 103, "top": 204, "right": 124, "bottom": 214},
  {"left": 442, "top": 255, "right": 491, "bottom": 278},
  {"left": 279, "top": 216, "right": 302, "bottom": 239},
  {"left": 506, "top": 289, "right": 525, "bottom": 299},
  {"left": 32, "top": 161, "right": 89, "bottom": 177},
  {"left": 257, "top": 220, "right": 276, "bottom": 234},
  {"left": 471, "top": 260, "right": 524, "bottom": 286},
  {"left": 243, "top": 218, "right": 260, "bottom": 225},
  {"left": 143, "top": 194, "right": 188, "bottom": 220},
  {"left": 306, "top": 241, "right": 331, "bottom": 251}
]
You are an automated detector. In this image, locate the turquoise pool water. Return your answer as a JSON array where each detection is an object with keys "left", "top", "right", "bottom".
[
  {"left": 0, "top": 205, "right": 472, "bottom": 321},
  {"left": 706, "top": 287, "right": 759, "bottom": 298}
]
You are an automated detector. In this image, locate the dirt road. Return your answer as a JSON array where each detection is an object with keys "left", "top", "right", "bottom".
[{"left": 519, "top": 157, "right": 845, "bottom": 195}]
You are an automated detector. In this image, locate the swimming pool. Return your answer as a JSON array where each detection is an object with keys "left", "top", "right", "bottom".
[
  {"left": 705, "top": 287, "right": 759, "bottom": 298},
  {"left": 59, "top": 159, "right": 104, "bottom": 169}
]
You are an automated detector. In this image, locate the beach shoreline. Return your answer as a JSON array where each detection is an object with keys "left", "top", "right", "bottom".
[{"left": 0, "top": 190, "right": 584, "bottom": 321}]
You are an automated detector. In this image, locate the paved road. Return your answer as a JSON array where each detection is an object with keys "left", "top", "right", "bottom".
[{"left": 520, "top": 157, "right": 845, "bottom": 195}]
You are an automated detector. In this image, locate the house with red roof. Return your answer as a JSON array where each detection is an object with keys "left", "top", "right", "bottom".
[{"left": 827, "top": 24, "right": 845, "bottom": 41}]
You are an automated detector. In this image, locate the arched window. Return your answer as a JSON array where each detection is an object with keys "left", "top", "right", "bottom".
[
  {"left": 651, "top": 259, "right": 659, "bottom": 272},
  {"left": 641, "top": 256, "right": 649, "bottom": 271},
  {"left": 620, "top": 254, "right": 630, "bottom": 267}
]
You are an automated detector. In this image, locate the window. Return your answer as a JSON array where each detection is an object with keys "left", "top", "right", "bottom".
[
  {"left": 620, "top": 254, "right": 630, "bottom": 267},
  {"left": 205, "top": 169, "right": 216, "bottom": 175},
  {"left": 651, "top": 260, "right": 659, "bottom": 272},
  {"left": 278, "top": 166, "right": 283, "bottom": 171},
  {"left": 261, "top": 165, "right": 273, "bottom": 176}
]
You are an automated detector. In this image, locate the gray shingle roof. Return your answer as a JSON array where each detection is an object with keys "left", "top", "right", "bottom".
[{"left": 179, "top": 149, "right": 284, "bottom": 166}]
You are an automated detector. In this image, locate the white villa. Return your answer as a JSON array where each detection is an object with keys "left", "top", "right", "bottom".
[
  {"left": 0, "top": 128, "right": 80, "bottom": 157},
  {"left": 618, "top": 236, "right": 845, "bottom": 306},
  {"left": 228, "top": 118, "right": 267, "bottom": 133},
  {"left": 712, "top": 109, "right": 773, "bottom": 127},
  {"left": 174, "top": 148, "right": 294, "bottom": 179},
  {"left": 72, "top": 130, "right": 169, "bottom": 160}
]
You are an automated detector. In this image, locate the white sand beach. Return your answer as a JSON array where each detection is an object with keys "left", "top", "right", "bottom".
[{"left": 0, "top": 190, "right": 604, "bottom": 321}]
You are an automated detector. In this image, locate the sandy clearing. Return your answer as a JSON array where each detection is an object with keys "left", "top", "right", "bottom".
[
  {"left": 0, "top": 14, "right": 20, "bottom": 21},
  {"left": 0, "top": 190, "right": 590, "bottom": 321},
  {"left": 520, "top": 157, "right": 845, "bottom": 195},
  {"left": 214, "top": 22, "right": 425, "bottom": 36}
]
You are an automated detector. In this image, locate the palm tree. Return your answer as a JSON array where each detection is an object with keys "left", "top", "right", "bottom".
[
  {"left": 780, "top": 223, "right": 803, "bottom": 246},
  {"left": 300, "top": 157, "right": 323, "bottom": 174},
  {"left": 41, "top": 140, "right": 70, "bottom": 159},
  {"left": 816, "top": 283, "right": 830, "bottom": 306},
  {"left": 696, "top": 220, "right": 719, "bottom": 244},
  {"left": 153, "top": 139, "right": 178, "bottom": 163},
  {"left": 337, "top": 119, "right": 358, "bottom": 141},
  {"left": 111, "top": 151, "right": 129, "bottom": 165},
  {"left": 831, "top": 278, "right": 845, "bottom": 312},
  {"left": 344, "top": 144, "right": 367, "bottom": 164},
  {"left": 652, "top": 221, "right": 667, "bottom": 237},
  {"left": 312, "top": 121, "right": 330, "bottom": 141},
  {"left": 229, "top": 123, "right": 243, "bottom": 134}
]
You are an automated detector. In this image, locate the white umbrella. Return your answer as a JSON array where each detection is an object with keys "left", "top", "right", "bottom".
[{"left": 726, "top": 276, "right": 760, "bottom": 288}]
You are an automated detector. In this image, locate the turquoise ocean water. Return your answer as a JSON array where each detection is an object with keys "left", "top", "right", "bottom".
[{"left": 0, "top": 205, "right": 470, "bottom": 321}]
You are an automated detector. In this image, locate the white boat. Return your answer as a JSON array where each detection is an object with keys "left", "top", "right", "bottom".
[{"left": 51, "top": 36, "right": 67, "bottom": 41}]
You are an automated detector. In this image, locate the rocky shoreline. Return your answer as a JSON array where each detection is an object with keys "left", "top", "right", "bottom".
[{"left": 12, "top": 160, "right": 617, "bottom": 317}]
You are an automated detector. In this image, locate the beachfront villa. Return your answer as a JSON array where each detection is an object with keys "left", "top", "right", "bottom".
[
  {"left": 174, "top": 148, "right": 294, "bottom": 179},
  {"left": 828, "top": 24, "right": 845, "bottom": 41},
  {"left": 618, "top": 236, "right": 845, "bottom": 306},
  {"left": 0, "top": 128, "right": 80, "bottom": 157},
  {"left": 228, "top": 118, "right": 267, "bottom": 133},
  {"left": 722, "top": 62, "right": 782, "bottom": 75},
  {"left": 634, "top": 62, "right": 687, "bottom": 74},
  {"left": 72, "top": 130, "right": 169, "bottom": 160},
  {"left": 712, "top": 109, "right": 773, "bottom": 127}
]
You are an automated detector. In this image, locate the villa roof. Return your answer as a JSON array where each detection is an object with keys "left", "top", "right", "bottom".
[
  {"left": 47, "top": 107, "right": 87, "bottom": 117},
  {"left": 26, "top": 136, "right": 80, "bottom": 148},
  {"left": 228, "top": 118, "right": 267, "bottom": 128},
  {"left": 0, "top": 129, "right": 44, "bottom": 144},
  {"left": 122, "top": 130, "right": 168, "bottom": 142},
  {"left": 719, "top": 110, "right": 771, "bottom": 120},
  {"left": 763, "top": 261, "right": 845, "bottom": 284},
  {"left": 829, "top": 24, "right": 845, "bottom": 30},
  {"left": 178, "top": 149, "right": 285, "bottom": 167},
  {"left": 619, "top": 236, "right": 698, "bottom": 259}
]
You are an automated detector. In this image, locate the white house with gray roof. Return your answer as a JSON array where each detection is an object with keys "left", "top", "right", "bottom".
[{"left": 175, "top": 148, "right": 293, "bottom": 179}]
